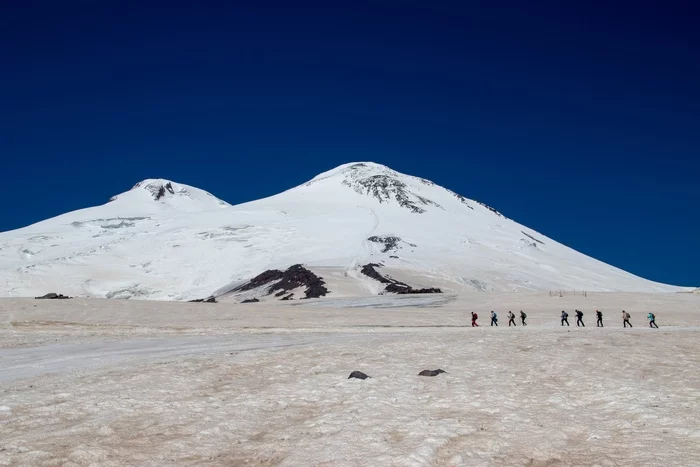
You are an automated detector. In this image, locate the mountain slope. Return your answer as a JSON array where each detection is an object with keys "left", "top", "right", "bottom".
[{"left": 0, "top": 163, "right": 683, "bottom": 300}]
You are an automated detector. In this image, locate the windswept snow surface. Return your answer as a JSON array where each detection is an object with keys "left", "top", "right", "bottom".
[
  {"left": 1, "top": 294, "right": 700, "bottom": 466},
  {"left": 0, "top": 163, "right": 686, "bottom": 300}
]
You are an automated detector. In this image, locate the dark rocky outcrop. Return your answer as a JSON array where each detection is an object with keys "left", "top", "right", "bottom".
[
  {"left": 280, "top": 293, "right": 294, "bottom": 301},
  {"left": 35, "top": 293, "right": 71, "bottom": 300},
  {"left": 418, "top": 369, "right": 446, "bottom": 377},
  {"left": 334, "top": 165, "right": 443, "bottom": 214},
  {"left": 232, "top": 264, "right": 328, "bottom": 300},
  {"left": 237, "top": 269, "right": 286, "bottom": 292},
  {"left": 360, "top": 263, "right": 442, "bottom": 295},
  {"left": 521, "top": 231, "right": 545, "bottom": 245},
  {"left": 385, "top": 284, "right": 443, "bottom": 295},
  {"left": 268, "top": 265, "right": 328, "bottom": 298},
  {"left": 446, "top": 189, "right": 475, "bottom": 209},
  {"left": 476, "top": 201, "right": 506, "bottom": 218},
  {"left": 345, "top": 175, "right": 433, "bottom": 214},
  {"left": 348, "top": 371, "right": 371, "bottom": 380},
  {"left": 153, "top": 182, "right": 175, "bottom": 201},
  {"left": 360, "top": 263, "right": 390, "bottom": 284},
  {"left": 367, "top": 236, "right": 416, "bottom": 253},
  {"left": 368, "top": 236, "right": 400, "bottom": 253},
  {"left": 189, "top": 296, "right": 217, "bottom": 303},
  {"left": 241, "top": 298, "right": 259, "bottom": 304}
]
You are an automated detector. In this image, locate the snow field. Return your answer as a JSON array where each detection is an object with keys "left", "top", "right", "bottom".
[
  {"left": 1, "top": 294, "right": 699, "bottom": 466},
  {"left": 1, "top": 329, "right": 699, "bottom": 466}
]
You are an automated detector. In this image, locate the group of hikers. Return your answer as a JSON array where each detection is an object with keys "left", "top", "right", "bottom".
[
  {"left": 469, "top": 310, "right": 528, "bottom": 327},
  {"left": 469, "top": 309, "right": 660, "bottom": 328}
]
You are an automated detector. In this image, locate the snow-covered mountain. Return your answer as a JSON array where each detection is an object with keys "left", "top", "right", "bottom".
[{"left": 0, "top": 163, "right": 684, "bottom": 300}]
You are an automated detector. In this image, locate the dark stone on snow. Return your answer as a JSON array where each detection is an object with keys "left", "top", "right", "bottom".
[
  {"left": 36, "top": 293, "right": 58, "bottom": 299},
  {"left": 418, "top": 369, "right": 446, "bottom": 377},
  {"left": 155, "top": 186, "right": 165, "bottom": 200},
  {"left": 236, "top": 269, "right": 286, "bottom": 292},
  {"left": 384, "top": 282, "right": 412, "bottom": 294},
  {"left": 241, "top": 298, "right": 259, "bottom": 303},
  {"left": 348, "top": 371, "right": 371, "bottom": 380},
  {"left": 280, "top": 293, "right": 294, "bottom": 301},
  {"left": 360, "top": 263, "right": 442, "bottom": 295},
  {"left": 476, "top": 201, "right": 506, "bottom": 218},
  {"left": 389, "top": 255, "right": 399, "bottom": 259},
  {"left": 367, "top": 236, "right": 417, "bottom": 253},
  {"left": 446, "top": 189, "right": 475, "bottom": 209},
  {"left": 521, "top": 231, "right": 545, "bottom": 245},
  {"left": 338, "top": 169, "right": 443, "bottom": 214},
  {"left": 353, "top": 175, "right": 429, "bottom": 213},
  {"left": 368, "top": 236, "right": 400, "bottom": 253},
  {"left": 153, "top": 182, "right": 175, "bottom": 201},
  {"left": 360, "top": 263, "right": 390, "bottom": 284},
  {"left": 189, "top": 296, "right": 217, "bottom": 303},
  {"left": 389, "top": 285, "right": 442, "bottom": 295},
  {"left": 35, "top": 293, "right": 71, "bottom": 300}
]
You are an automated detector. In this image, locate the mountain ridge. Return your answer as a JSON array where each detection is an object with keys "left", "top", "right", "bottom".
[{"left": 0, "top": 162, "right": 687, "bottom": 300}]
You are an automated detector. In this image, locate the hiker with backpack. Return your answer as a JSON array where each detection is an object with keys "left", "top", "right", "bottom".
[
  {"left": 507, "top": 311, "right": 516, "bottom": 327},
  {"left": 471, "top": 311, "right": 479, "bottom": 327},
  {"left": 561, "top": 310, "right": 569, "bottom": 326},
  {"left": 622, "top": 310, "right": 632, "bottom": 328},
  {"left": 575, "top": 310, "right": 585, "bottom": 327},
  {"left": 596, "top": 310, "right": 603, "bottom": 327},
  {"left": 648, "top": 312, "right": 659, "bottom": 328},
  {"left": 520, "top": 310, "right": 527, "bottom": 326},
  {"left": 491, "top": 311, "right": 498, "bottom": 326}
]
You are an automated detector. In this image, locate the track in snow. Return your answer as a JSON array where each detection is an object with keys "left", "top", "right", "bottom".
[{"left": 0, "top": 333, "right": 377, "bottom": 382}]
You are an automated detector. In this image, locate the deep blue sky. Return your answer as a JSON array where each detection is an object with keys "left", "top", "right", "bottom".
[{"left": 1, "top": 1, "right": 698, "bottom": 286}]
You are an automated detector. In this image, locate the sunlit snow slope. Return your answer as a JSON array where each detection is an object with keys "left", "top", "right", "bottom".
[{"left": 0, "top": 163, "right": 683, "bottom": 300}]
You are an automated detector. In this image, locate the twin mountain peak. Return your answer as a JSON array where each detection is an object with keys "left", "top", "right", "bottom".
[
  {"left": 116, "top": 162, "right": 502, "bottom": 217},
  {"left": 1, "top": 161, "right": 683, "bottom": 300}
]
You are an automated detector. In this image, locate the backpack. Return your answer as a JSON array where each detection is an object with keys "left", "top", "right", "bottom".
[
  {"left": 473, "top": 313, "right": 478, "bottom": 320},
  {"left": 563, "top": 312, "right": 568, "bottom": 318},
  {"left": 651, "top": 313, "right": 655, "bottom": 319},
  {"left": 625, "top": 312, "right": 631, "bottom": 319},
  {"left": 521, "top": 312, "right": 527, "bottom": 318}
]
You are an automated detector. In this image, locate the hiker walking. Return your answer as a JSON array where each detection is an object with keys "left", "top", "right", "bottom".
[
  {"left": 507, "top": 311, "right": 516, "bottom": 327},
  {"left": 471, "top": 312, "right": 479, "bottom": 327},
  {"left": 648, "top": 312, "right": 659, "bottom": 329},
  {"left": 491, "top": 311, "right": 498, "bottom": 327},
  {"left": 622, "top": 310, "right": 632, "bottom": 328},
  {"left": 561, "top": 310, "right": 569, "bottom": 326},
  {"left": 575, "top": 310, "right": 585, "bottom": 327},
  {"left": 596, "top": 310, "right": 603, "bottom": 327},
  {"left": 520, "top": 310, "right": 527, "bottom": 326}
]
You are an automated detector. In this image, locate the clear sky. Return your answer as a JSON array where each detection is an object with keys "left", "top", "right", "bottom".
[{"left": 1, "top": 1, "right": 698, "bottom": 286}]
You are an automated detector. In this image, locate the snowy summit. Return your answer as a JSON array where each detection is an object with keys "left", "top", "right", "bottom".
[{"left": 0, "top": 162, "right": 684, "bottom": 300}]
